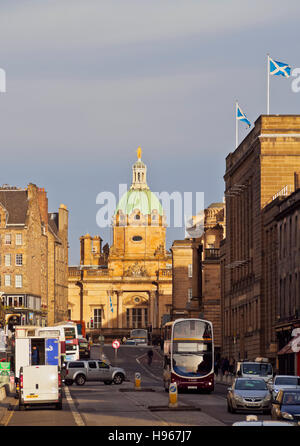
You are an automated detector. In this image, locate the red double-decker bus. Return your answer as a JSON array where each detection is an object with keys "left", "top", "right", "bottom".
[{"left": 163, "top": 318, "right": 214, "bottom": 393}]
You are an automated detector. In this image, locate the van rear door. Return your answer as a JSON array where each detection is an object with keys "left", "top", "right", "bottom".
[
  {"left": 23, "top": 365, "right": 59, "bottom": 403},
  {"left": 45, "top": 338, "right": 60, "bottom": 366},
  {"left": 15, "top": 338, "right": 31, "bottom": 378}
]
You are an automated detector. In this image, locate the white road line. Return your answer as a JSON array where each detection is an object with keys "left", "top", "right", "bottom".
[
  {"left": 64, "top": 386, "right": 85, "bottom": 426},
  {"left": 136, "top": 354, "right": 162, "bottom": 382}
]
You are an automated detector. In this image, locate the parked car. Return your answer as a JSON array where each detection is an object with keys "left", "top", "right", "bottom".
[
  {"left": 19, "top": 365, "right": 62, "bottom": 410},
  {"left": 271, "top": 389, "right": 300, "bottom": 423},
  {"left": 227, "top": 378, "right": 272, "bottom": 414},
  {"left": 270, "top": 375, "right": 300, "bottom": 399},
  {"left": 78, "top": 338, "right": 90, "bottom": 359},
  {"left": 62, "top": 359, "right": 126, "bottom": 386}
]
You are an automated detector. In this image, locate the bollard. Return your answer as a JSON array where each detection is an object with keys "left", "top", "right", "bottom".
[
  {"left": 134, "top": 372, "right": 141, "bottom": 390},
  {"left": 169, "top": 382, "right": 178, "bottom": 408}
]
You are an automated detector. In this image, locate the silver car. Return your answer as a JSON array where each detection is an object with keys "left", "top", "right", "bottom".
[
  {"left": 270, "top": 375, "right": 300, "bottom": 400},
  {"left": 227, "top": 378, "right": 272, "bottom": 414},
  {"left": 63, "top": 359, "right": 126, "bottom": 386}
]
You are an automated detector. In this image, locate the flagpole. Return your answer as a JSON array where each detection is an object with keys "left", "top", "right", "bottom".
[
  {"left": 267, "top": 53, "right": 270, "bottom": 115},
  {"left": 236, "top": 101, "right": 238, "bottom": 148}
]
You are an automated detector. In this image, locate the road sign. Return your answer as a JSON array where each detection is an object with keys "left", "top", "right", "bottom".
[{"left": 112, "top": 340, "right": 120, "bottom": 349}]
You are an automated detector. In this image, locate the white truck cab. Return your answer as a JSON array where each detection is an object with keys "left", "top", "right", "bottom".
[
  {"left": 236, "top": 357, "right": 273, "bottom": 383},
  {"left": 19, "top": 365, "right": 62, "bottom": 410}
]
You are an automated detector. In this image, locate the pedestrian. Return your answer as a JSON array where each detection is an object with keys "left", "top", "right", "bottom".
[
  {"left": 32, "top": 345, "right": 39, "bottom": 365},
  {"left": 214, "top": 359, "right": 220, "bottom": 376},
  {"left": 147, "top": 349, "right": 153, "bottom": 366},
  {"left": 122, "top": 336, "right": 127, "bottom": 344},
  {"left": 221, "top": 357, "right": 229, "bottom": 376}
]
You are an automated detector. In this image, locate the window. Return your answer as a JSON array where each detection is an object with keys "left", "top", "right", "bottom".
[
  {"left": 94, "top": 308, "right": 102, "bottom": 329},
  {"left": 98, "top": 361, "right": 109, "bottom": 369},
  {"left": 135, "top": 214, "right": 140, "bottom": 220},
  {"left": 15, "top": 275, "right": 22, "bottom": 288},
  {"left": 188, "top": 288, "right": 193, "bottom": 301},
  {"left": 132, "top": 236, "right": 143, "bottom": 242},
  {"left": 188, "top": 264, "right": 193, "bottom": 278},
  {"left": 132, "top": 308, "right": 142, "bottom": 328},
  {"left": 16, "top": 254, "right": 23, "bottom": 266},
  {"left": 5, "top": 254, "right": 11, "bottom": 266},
  {"left": 15, "top": 234, "right": 22, "bottom": 245},
  {"left": 5, "top": 234, "right": 11, "bottom": 245},
  {"left": 4, "top": 275, "right": 11, "bottom": 287},
  {"left": 69, "top": 362, "right": 85, "bottom": 368},
  {"left": 88, "top": 361, "right": 97, "bottom": 369}
]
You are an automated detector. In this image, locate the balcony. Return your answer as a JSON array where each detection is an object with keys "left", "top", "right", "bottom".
[
  {"left": 158, "top": 269, "right": 172, "bottom": 279},
  {"left": 204, "top": 248, "right": 220, "bottom": 260}
]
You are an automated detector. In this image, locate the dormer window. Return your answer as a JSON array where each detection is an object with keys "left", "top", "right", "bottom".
[{"left": 135, "top": 214, "right": 140, "bottom": 220}]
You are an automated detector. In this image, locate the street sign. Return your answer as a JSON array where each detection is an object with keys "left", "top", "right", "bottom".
[{"left": 112, "top": 340, "right": 120, "bottom": 349}]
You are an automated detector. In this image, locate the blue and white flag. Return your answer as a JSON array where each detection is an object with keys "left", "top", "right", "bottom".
[
  {"left": 236, "top": 103, "right": 251, "bottom": 128},
  {"left": 269, "top": 57, "right": 291, "bottom": 78},
  {"left": 109, "top": 294, "right": 113, "bottom": 313}
]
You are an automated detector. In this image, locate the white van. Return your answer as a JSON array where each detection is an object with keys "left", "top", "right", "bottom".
[
  {"left": 19, "top": 365, "right": 62, "bottom": 410},
  {"left": 236, "top": 358, "right": 273, "bottom": 383}
]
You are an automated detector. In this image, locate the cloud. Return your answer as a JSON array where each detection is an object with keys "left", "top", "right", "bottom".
[{"left": 1, "top": 0, "right": 300, "bottom": 54}]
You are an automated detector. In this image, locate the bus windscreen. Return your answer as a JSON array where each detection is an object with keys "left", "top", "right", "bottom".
[{"left": 172, "top": 320, "right": 213, "bottom": 377}]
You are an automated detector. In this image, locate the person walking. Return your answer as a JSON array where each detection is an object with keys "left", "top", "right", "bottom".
[{"left": 147, "top": 349, "right": 153, "bottom": 366}]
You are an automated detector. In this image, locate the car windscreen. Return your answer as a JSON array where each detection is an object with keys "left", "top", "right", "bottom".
[
  {"left": 235, "top": 379, "right": 267, "bottom": 390},
  {"left": 282, "top": 392, "right": 300, "bottom": 405},
  {"left": 275, "top": 377, "right": 300, "bottom": 386},
  {"left": 242, "top": 363, "right": 272, "bottom": 376}
]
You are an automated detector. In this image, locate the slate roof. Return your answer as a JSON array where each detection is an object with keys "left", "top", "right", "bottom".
[{"left": 0, "top": 189, "right": 28, "bottom": 225}]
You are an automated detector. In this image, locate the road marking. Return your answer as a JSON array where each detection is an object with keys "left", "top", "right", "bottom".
[
  {"left": 136, "top": 354, "right": 162, "bottom": 382},
  {"left": 64, "top": 386, "right": 85, "bottom": 426}
]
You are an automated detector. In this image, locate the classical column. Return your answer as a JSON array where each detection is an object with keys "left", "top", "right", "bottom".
[
  {"left": 117, "top": 291, "right": 123, "bottom": 328},
  {"left": 150, "top": 290, "right": 157, "bottom": 328}
]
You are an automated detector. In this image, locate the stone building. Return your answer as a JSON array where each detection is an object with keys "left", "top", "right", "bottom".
[
  {"left": 221, "top": 115, "right": 300, "bottom": 365},
  {"left": 68, "top": 150, "right": 172, "bottom": 340},
  {"left": 170, "top": 239, "right": 193, "bottom": 320},
  {"left": 0, "top": 183, "right": 69, "bottom": 329},
  {"left": 262, "top": 184, "right": 300, "bottom": 375},
  {"left": 184, "top": 203, "right": 225, "bottom": 355}
]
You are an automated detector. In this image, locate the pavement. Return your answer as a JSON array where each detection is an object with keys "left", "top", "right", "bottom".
[{"left": 0, "top": 388, "right": 17, "bottom": 426}]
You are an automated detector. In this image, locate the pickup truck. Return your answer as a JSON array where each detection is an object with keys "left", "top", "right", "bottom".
[{"left": 62, "top": 359, "right": 126, "bottom": 386}]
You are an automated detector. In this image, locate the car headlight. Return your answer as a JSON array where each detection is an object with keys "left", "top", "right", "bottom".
[
  {"left": 282, "top": 412, "right": 294, "bottom": 420},
  {"left": 234, "top": 394, "right": 244, "bottom": 403}
]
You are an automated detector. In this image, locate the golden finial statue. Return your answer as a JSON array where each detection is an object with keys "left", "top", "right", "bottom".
[{"left": 137, "top": 146, "right": 142, "bottom": 160}]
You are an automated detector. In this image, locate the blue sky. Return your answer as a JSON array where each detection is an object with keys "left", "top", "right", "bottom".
[{"left": 0, "top": 0, "right": 299, "bottom": 263}]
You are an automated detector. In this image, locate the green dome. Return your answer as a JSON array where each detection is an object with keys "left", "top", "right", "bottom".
[{"left": 115, "top": 189, "right": 163, "bottom": 216}]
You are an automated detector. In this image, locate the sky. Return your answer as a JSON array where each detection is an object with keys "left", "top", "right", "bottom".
[{"left": 0, "top": 0, "right": 300, "bottom": 264}]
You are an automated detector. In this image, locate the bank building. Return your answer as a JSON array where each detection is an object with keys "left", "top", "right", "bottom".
[{"left": 68, "top": 149, "right": 172, "bottom": 340}]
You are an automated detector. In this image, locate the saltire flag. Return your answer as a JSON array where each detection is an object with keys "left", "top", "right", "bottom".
[
  {"left": 109, "top": 294, "right": 113, "bottom": 313},
  {"left": 269, "top": 57, "right": 291, "bottom": 78},
  {"left": 236, "top": 103, "right": 251, "bottom": 128}
]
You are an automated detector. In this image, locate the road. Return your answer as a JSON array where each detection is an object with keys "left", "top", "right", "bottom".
[{"left": 2, "top": 344, "right": 272, "bottom": 427}]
